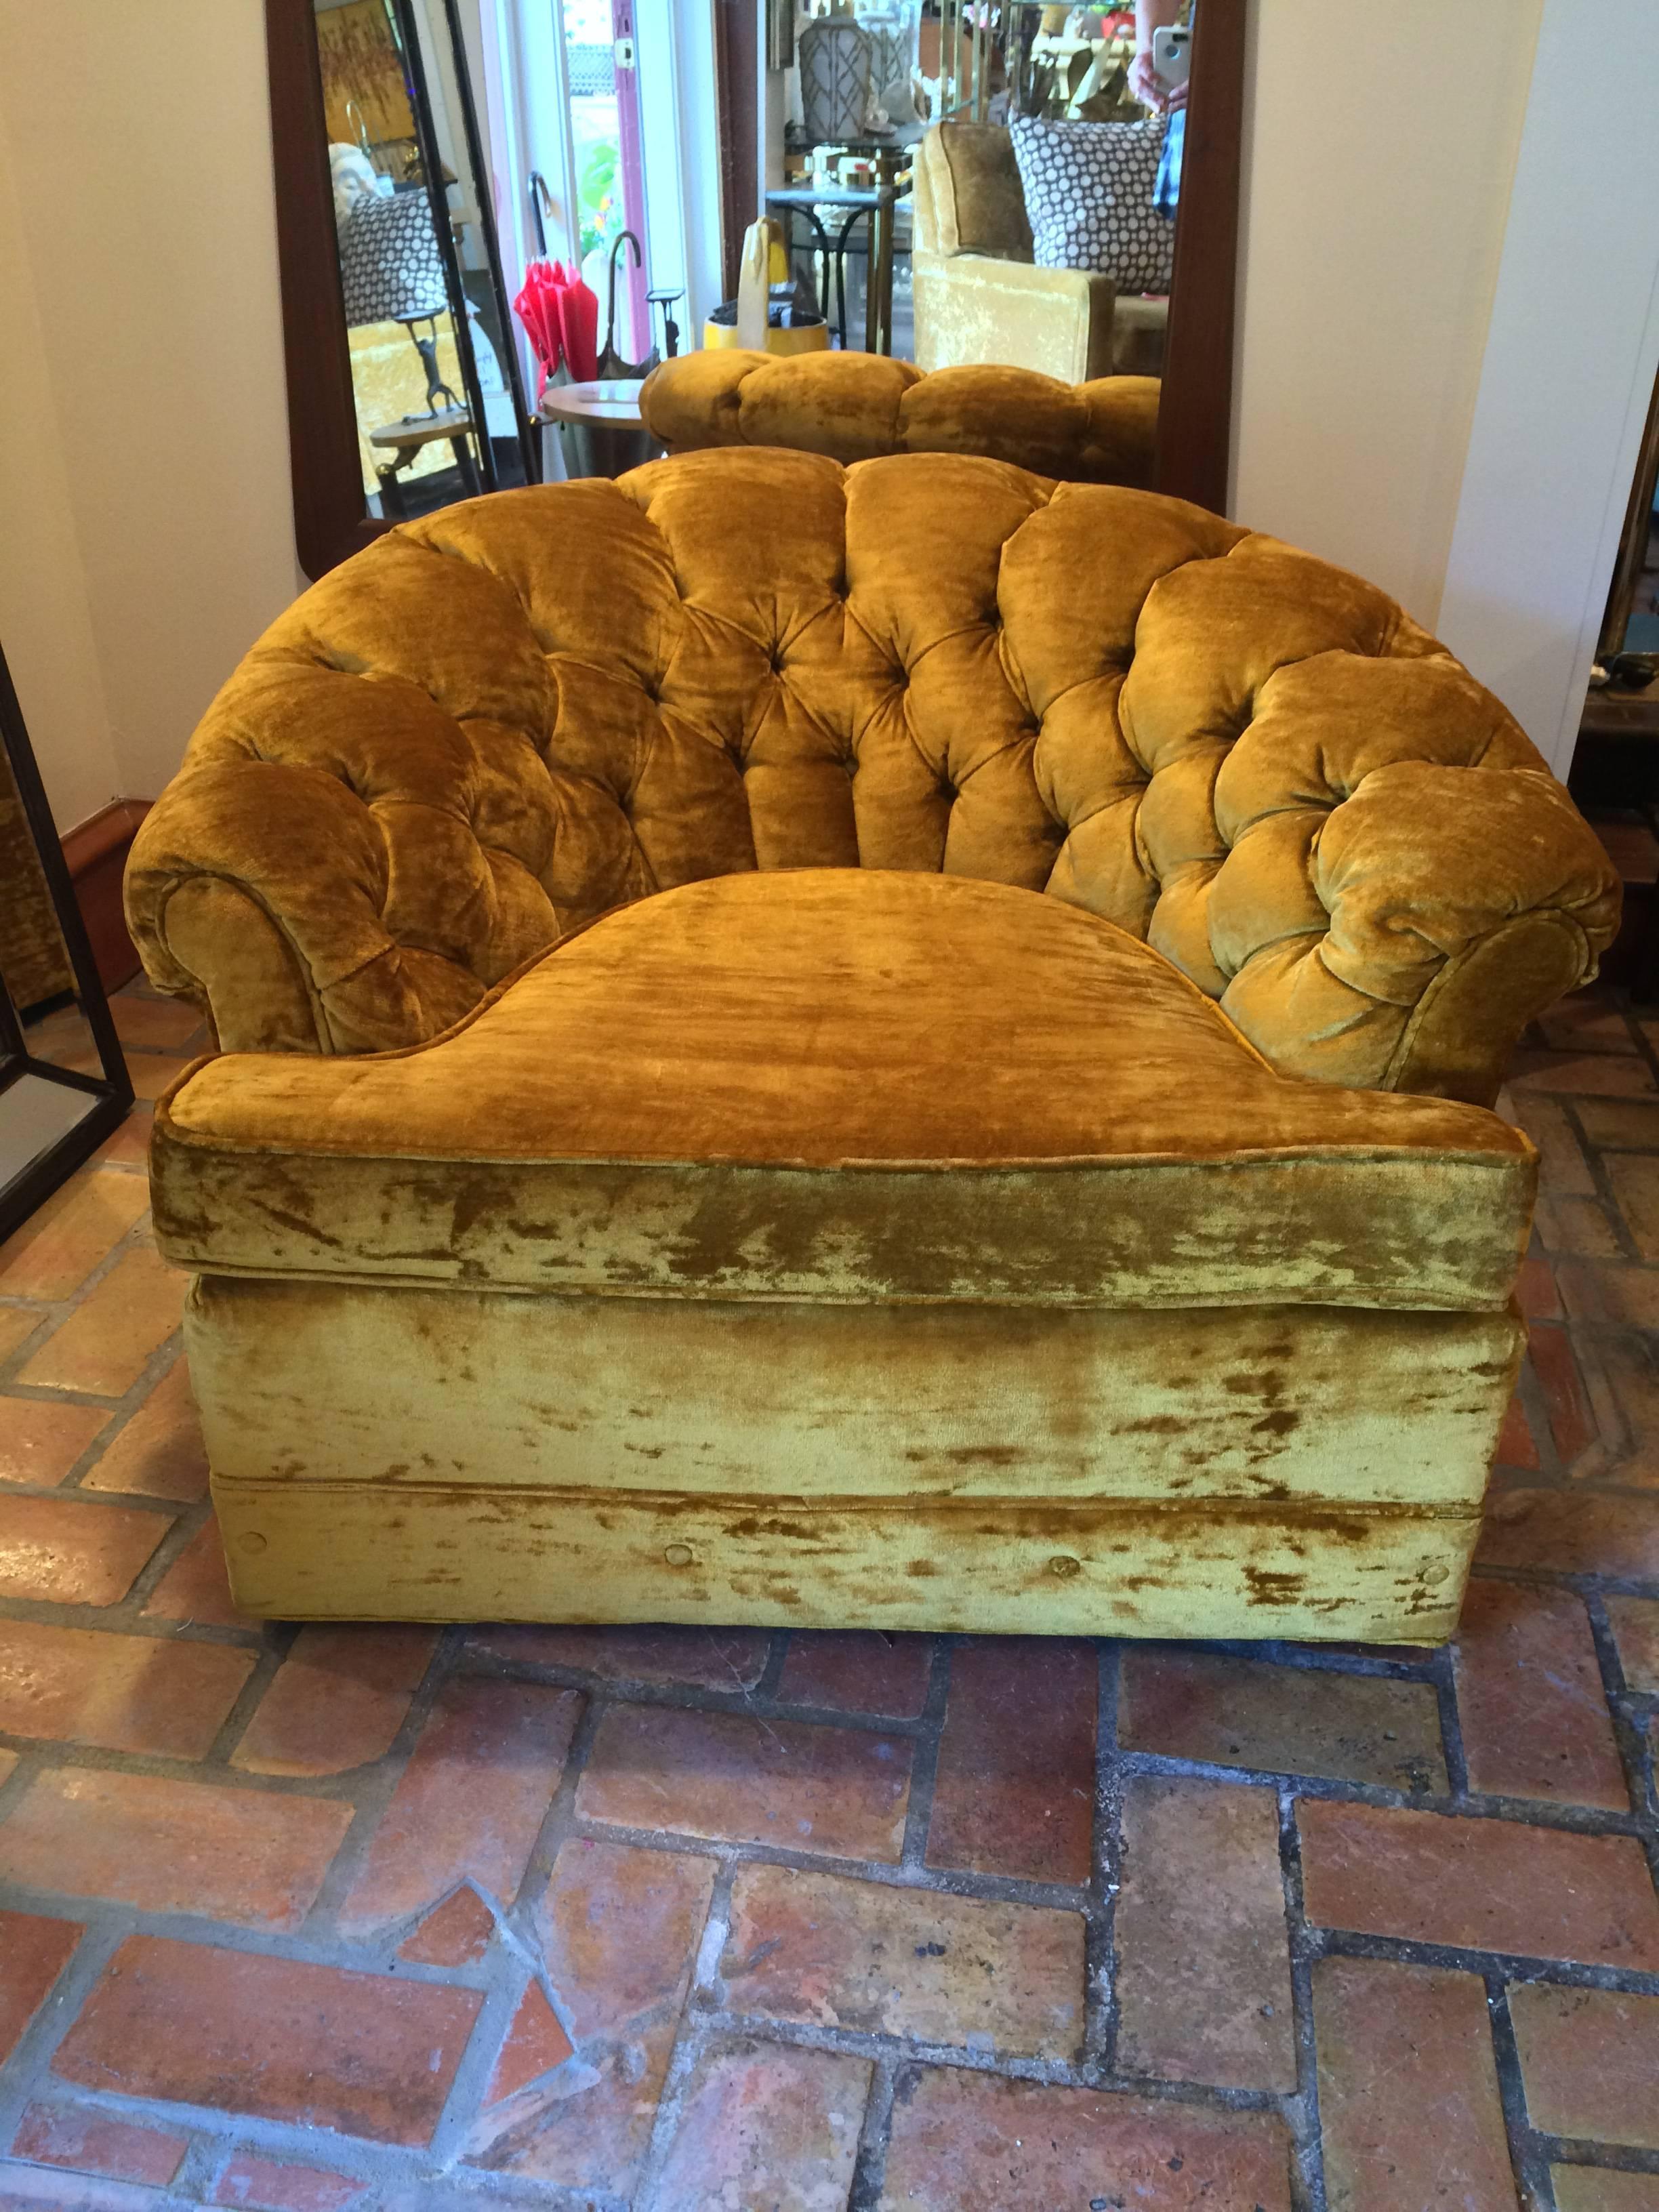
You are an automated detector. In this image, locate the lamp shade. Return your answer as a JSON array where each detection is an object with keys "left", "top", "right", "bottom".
[{"left": 339, "top": 187, "right": 451, "bottom": 327}]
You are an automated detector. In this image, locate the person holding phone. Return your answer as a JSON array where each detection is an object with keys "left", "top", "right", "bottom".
[{"left": 1128, "top": 0, "right": 1189, "bottom": 219}]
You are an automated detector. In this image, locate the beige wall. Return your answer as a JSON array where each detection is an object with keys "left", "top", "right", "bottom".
[
  {"left": 0, "top": 121, "right": 119, "bottom": 828},
  {"left": 1231, "top": 0, "right": 1544, "bottom": 630},
  {"left": 0, "top": 0, "right": 296, "bottom": 822}
]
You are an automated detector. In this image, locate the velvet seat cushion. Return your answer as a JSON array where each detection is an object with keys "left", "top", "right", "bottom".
[{"left": 150, "top": 871, "right": 1534, "bottom": 1310}]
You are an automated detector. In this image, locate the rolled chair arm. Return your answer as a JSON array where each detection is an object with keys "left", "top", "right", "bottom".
[
  {"left": 1094, "top": 534, "right": 1622, "bottom": 1106},
  {"left": 912, "top": 250, "right": 1116, "bottom": 384},
  {"left": 123, "top": 520, "right": 638, "bottom": 1055},
  {"left": 1221, "top": 759, "right": 1619, "bottom": 1105}
]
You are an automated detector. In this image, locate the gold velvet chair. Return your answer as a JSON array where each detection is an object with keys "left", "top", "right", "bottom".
[
  {"left": 912, "top": 121, "right": 1168, "bottom": 382},
  {"left": 126, "top": 451, "right": 1620, "bottom": 1641},
  {"left": 639, "top": 348, "right": 1160, "bottom": 485}
]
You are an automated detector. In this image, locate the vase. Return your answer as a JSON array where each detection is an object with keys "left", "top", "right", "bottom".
[{"left": 799, "top": 12, "right": 874, "bottom": 144}]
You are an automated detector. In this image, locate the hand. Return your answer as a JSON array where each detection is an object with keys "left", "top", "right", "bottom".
[
  {"left": 1127, "top": 45, "right": 1167, "bottom": 110},
  {"left": 1164, "top": 73, "right": 1189, "bottom": 110}
]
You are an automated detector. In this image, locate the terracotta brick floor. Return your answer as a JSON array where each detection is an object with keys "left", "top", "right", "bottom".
[{"left": 0, "top": 978, "right": 1656, "bottom": 2209}]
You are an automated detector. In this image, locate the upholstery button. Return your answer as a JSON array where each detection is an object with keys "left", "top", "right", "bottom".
[
  {"left": 1048, "top": 1553, "right": 1081, "bottom": 1578},
  {"left": 663, "top": 1542, "right": 695, "bottom": 1568},
  {"left": 239, "top": 1532, "right": 269, "bottom": 1555},
  {"left": 1420, "top": 1562, "right": 1450, "bottom": 1587}
]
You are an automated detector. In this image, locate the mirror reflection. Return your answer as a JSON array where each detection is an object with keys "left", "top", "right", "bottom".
[
  {"left": 316, "top": 0, "right": 533, "bottom": 516},
  {"left": 273, "top": 0, "right": 1238, "bottom": 562},
  {"left": 785, "top": 1, "right": 1189, "bottom": 388}
]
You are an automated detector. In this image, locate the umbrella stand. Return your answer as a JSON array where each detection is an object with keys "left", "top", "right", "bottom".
[
  {"left": 555, "top": 229, "right": 657, "bottom": 478},
  {"left": 597, "top": 231, "right": 658, "bottom": 382}
]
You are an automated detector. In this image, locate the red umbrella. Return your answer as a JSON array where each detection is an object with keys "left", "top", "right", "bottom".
[
  {"left": 558, "top": 268, "right": 600, "bottom": 383},
  {"left": 514, "top": 258, "right": 600, "bottom": 394},
  {"left": 515, "top": 258, "right": 567, "bottom": 397}
]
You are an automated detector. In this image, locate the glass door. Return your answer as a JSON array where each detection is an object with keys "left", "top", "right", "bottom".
[{"left": 558, "top": 0, "right": 649, "bottom": 359}]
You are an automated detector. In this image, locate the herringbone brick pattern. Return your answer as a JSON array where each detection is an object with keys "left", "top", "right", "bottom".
[{"left": 0, "top": 978, "right": 1654, "bottom": 2209}]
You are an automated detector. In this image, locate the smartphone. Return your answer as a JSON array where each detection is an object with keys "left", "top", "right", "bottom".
[{"left": 1151, "top": 23, "right": 1191, "bottom": 88}]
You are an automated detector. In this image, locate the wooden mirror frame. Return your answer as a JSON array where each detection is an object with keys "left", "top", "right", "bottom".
[
  {"left": 267, "top": 0, "right": 537, "bottom": 579},
  {"left": 1155, "top": 0, "right": 1246, "bottom": 514},
  {"left": 272, "top": 0, "right": 1246, "bottom": 573}
]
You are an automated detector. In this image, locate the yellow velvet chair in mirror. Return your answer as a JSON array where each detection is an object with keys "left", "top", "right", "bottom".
[
  {"left": 640, "top": 348, "right": 1159, "bottom": 485},
  {"left": 912, "top": 121, "right": 1167, "bottom": 382},
  {"left": 124, "top": 453, "right": 1621, "bottom": 1641}
]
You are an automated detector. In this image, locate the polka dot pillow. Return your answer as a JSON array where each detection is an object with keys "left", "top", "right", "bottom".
[{"left": 1008, "top": 115, "right": 1173, "bottom": 295}]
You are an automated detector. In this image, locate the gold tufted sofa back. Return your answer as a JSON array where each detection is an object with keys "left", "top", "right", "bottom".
[
  {"left": 638, "top": 350, "right": 1160, "bottom": 487},
  {"left": 126, "top": 449, "right": 1619, "bottom": 1101}
]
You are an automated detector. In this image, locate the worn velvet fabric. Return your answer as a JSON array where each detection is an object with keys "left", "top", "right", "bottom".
[
  {"left": 639, "top": 350, "right": 1160, "bottom": 487},
  {"left": 197, "top": 1273, "right": 1518, "bottom": 1637},
  {"left": 125, "top": 448, "right": 1618, "bottom": 1635},
  {"left": 127, "top": 451, "right": 1620, "bottom": 1107},
  {"left": 911, "top": 121, "right": 1166, "bottom": 381},
  {"left": 151, "top": 871, "right": 1535, "bottom": 1307}
]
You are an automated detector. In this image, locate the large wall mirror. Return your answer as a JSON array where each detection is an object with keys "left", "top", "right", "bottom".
[
  {"left": 270, "top": 0, "right": 1243, "bottom": 577},
  {"left": 272, "top": 0, "right": 540, "bottom": 573},
  {"left": 0, "top": 651, "right": 134, "bottom": 1244}
]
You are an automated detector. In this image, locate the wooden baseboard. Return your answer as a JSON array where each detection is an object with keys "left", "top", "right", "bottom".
[{"left": 62, "top": 798, "right": 152, "bottom": 994}]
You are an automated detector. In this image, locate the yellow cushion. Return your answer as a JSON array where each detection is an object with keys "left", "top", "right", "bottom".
[{"left": 152, "top": 869, "right": 1532, "bottom": 1309}]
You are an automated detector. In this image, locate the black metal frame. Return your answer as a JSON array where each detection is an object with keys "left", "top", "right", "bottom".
[
  {"left": 766, "top": 185, "right": 899, "bottom": 354},
  {"left": 0, "top": 646, "right": 134, "bottom": 1248}
]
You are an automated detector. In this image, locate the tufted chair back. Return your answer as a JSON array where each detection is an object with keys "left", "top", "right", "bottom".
[
  {"left": 127, "top": 449, "right": 1618, "bottom": 1098},
  {"left": 639, "top": 350, "right": 1159, "bottom": 487}
]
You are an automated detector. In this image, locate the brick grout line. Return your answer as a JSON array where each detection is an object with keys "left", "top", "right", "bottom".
[
  {"left": 0, "top": 1917, "right": 133, "bottom": 2155},
  {"left": 1423, "top": 1632, "right": 1472, "bottom": 1800},
  {"left": 752, "top": 1625, "right": 790, "bottom": 1699},
  {"left": 1561, "top": 1094, "right": 1644, "bottom": 1271},
  {"left": 0, "top": 1590, "right": 266, "bottom": 1653},
  {"left": 0, "top": 2045, "right": 612, "bottom": 2211},
  {"left": 1468, "top": 1547, "right": 1659, "bottom": 1603},
  {"left": 1515, "top": 1348, "right": 1572, "bottom": 1486},
  {"left": 844, "top": 2051, "right": 900, "bottom": 2212},
  {"left": 668, "top": 2004, "right": 1297, "bottom": 2106},
  {"left": 1583, "top": 1591, "right": 1659, "bottom": 1896},
  {"left": 1309, "top": 1928, "right": 1659, "bottom": 1999},
  {"left": 1277, "top": 1783, "right": 1328, "bottom": 2212},
  {"left": 0, "top": 1204, "right": 171, "bottom": 1365},
  {"left": 896, "top": 1635, "right": 951, "bottom": 1870},
  {"left": 1538, "top": 2142, "right": 1659, "bottom": 2184},
  {"left": 297, "top": 1624, "right": 468, "bottom": 1937},
  {"left": 1086, "top": 1639, "right": 1122, "bottom": 2078},
  {"left": 459, "top": 1636, "right": 1656, "bottom": 1845},
  {"left": 559, "top": 1810, "right": 1091, "bottom": 1912},
  {"left": 627, "top": 1854, "right": 738, "bottom": 2206},
  {"left": 1097, "top": 1748, "right": 1653, "bottom": 1842},
  {"left": 1191, "top": 1636, "right": 1441, "bottom": 1681},
  {"left": 161, "top": 2131, "right": 229, "bottom": 2205},
  {"left": 457, "top": 1643, "right": 943, "bottom": 1738},
  {"left": 1564, "top": 1323, "right": 1631, "bottom": 1482},
  {"left": 198, "top": 1633, "right": 295, "bottom": 1772},
  {"left": 417, "top": 1677, "right": 612, "bottom": 2176},
  {"left": 1486, "top": 1973, "right": 1558, "bottom": 2212}
]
